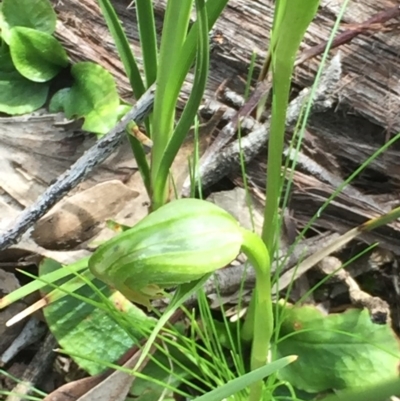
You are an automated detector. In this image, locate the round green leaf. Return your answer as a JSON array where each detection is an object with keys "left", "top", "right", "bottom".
[
  {"left": 49, "top": 62, "right": 123, "bottom": 135},
  {"left": 0, "top": 45, "right": 16, "bottom": 73},
  {"left": 0, "top": 0, "right": 56, "bottom": 43},
  {"left": 40, "top": 258, "right": 155, "bottom": 375},
  {"left": 0, "top": 71, "right": 48, "bottom": 114},
  {"left": 275, "top": 303, "right": 400, "bottom": 393},
  {"left": 9, "top": 27, "right": 69, "bottom": 82}
]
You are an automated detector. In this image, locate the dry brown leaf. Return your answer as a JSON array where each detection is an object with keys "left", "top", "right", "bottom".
[
  {"left": 32, "top": 180, "right": 138, "bottom": 249},
  {"left": 43, "top": 344, "right": 156, "bottom": 401},
  {"left": 207, "top": 188, "right": 264, "bottom": 234},
  {"left": 42, "top": 373, "right": 107, "bottom": 401}
]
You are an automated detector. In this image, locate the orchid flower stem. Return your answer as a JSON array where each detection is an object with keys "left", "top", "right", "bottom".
[{"left": 241, "top": 229, "right": 273, "bottom": 401}]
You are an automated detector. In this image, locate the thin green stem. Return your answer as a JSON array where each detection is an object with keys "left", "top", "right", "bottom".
[{"left": 240, "top": 229, "right": 272, "bottom": 401}]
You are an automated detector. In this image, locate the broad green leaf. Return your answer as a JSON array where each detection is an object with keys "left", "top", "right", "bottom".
[
  {"left": 275, "top": 303, "right": 400, "bottom": 392},
  {"left": 9, "top": 27, "right": 69, "bottom": 82},
  {"left": 0, "top": 30, "right": 50, "bottom": 114},
  {"left": 321, "top": 377, "right": 400, "bottom": 401},
  {"left": 40, "top": 258, "right": 155, "bottom": 375},
  {"left": 0, "top": 70, "right": 48, "bottom": 114},
  {"left": 0, "top": 45, "right": 15, "bottom": 73},
  {"left": 0, "top": 0, "right": 56, "bottom": 43},
  {"left": 49, "top": 62, "right": 124, "bottom": 135}
]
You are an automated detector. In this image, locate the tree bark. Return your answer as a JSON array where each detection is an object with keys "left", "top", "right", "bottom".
[
  {"left": 53, "top": 0, "right": 400, "bottom": 132},
  {"left": 2, "top": 0, "right": 399, "bottom": 254}
]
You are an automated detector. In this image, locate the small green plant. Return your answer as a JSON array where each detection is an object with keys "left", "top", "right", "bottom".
[
  {"left": 88, "top": 198, "right": 274, "bottom": 398},
  {"left": 0, "top": 0, "right": 129, "bottom": 135},
  {"left": 2, "top": 0, "right": 400, "bottom": 400}
]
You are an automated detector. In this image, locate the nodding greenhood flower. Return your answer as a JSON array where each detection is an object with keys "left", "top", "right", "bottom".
[
  {"left": 89, "top": 198, "right": 246, "bottom": 308},
  {"left": 89, "top": 197, "right": 273, "bottom": 386}
]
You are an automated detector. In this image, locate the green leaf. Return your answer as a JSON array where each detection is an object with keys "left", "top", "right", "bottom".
[
  {"left": 0, "top": 45, "right": 16, "bottom": 73},
  {"left": 275, "top": 303, "right": 400, "bottom": 392},
  {"left": 194, "top": 356, "right": 297, "bottom": 401},
  {"left": 150, "top": 0, "right": 194, "bottom": 202},
  {"left": 321, "top": 377, "right": 400, "bottom": 401},
  {"left": 0, "top": 258, "right": 88, "bottom": 310},
  {"left": 262, "top": 0, "right": 319, "bottom": 253},
  {"left": 0, "top": 70, "right": 48, "bottom": 114},
  {"left": 9, "top": 27, "right": 69, "bottom": 82},
  {"left": 174, "top": 0, "right": 229, "bottom": 98},
  {"left": 131, "top": 345, "right": 196, "bottom": 401},
  {"left": 135, "top": 0, "right": 158, "bottom": 88},
  {"left": 40, "top": 258, "right": 154, "bottom": 375},
  {"left": 152, "top": 0, "right": 210, "bottom": 207},
  {"left": 49, "top": 62, "right": 123, "bottom": 135},
  {"left": 0, "top": 0, "right": 56, "bottom": 43},
  {"left": 97, "top": 0, "right": 145, "bottom": 98}
]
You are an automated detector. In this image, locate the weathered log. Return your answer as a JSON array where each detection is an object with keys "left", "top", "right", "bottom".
[
  {"left": 53, "top": 0, "right": 400, "bottom": 132},
  {"left": 2, "top": 0, "right": 400, "bottom": 254}
]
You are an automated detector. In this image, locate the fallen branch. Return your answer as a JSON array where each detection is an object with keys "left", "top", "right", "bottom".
[
  {"left": 0, "top": 85, "right": 155, "bottom": 251},
  {"left": 183, "top": 53, "right": 342, "bottom": 193}
]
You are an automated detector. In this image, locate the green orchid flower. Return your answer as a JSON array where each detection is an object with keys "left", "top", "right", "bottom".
[
  {"left": 88, "top": 198, "right": 273, "bottom": 396},
  {"left": 89, "top": 198, "right": 244, "bottom": 308}
]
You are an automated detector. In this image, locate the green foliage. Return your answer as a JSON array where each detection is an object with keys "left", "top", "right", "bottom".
[
  {"left": 129, "top": 345, "right": 198, "bottom": 401},
  {"left": 194, "top": 357, "right": 297, "bottom": 401},
  {"left": 0, "top": 0, "right": 127, "bottom": 134},
  {"left": 275, "top": 303, "right": 400, "bottom": 392},
  {"left": 262, "top": 0, "right": 320, "bottom": 255},
  {"left": 96, "top": 0, "right": 152, "bottom": 194},
  {"left": 0, "top": 70, "right": 48, "bottom": 114},
  {"left": 40, "top": 258, "right": 154, "bottom": 375},
  {"left": 0, "top": 0, "right": 56, "bottom": 43},
  {"left": 0, "top": 0, "right": 59, "bottom": 112},
  {"left": 50, "top": 62, "right": 129, "bottom": 135},
  {"left": 151, "top": 0, "right": 194, "bottom": 173},
  {"left": 97, "top": 0, "right": 146, "bottom": 98},
  {"left": 96, "top": 0, "right": 228, "bottom": 205},
  {"left": 4, "top": 1, "right": 400, "bottom": 400},
  {"left": 321, "top": 378, "right": 400, "bottom": 401},
  {"left": 9, "top": 27, "right": 68, "bottom": 81},
  {"left": 150, "top": 0, "right": 211, "bottom": 208}
]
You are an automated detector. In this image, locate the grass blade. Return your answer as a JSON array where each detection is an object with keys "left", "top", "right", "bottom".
[
  {"left": 0, "top": 257, "right": 89, "bottom": 309},
  {"left": 152, "top": 0, "right": 210, "bottom": 202},
  {"left": 136, "top": 0, "right": 158, "bottom": 87},
  {"left": 151, "top": 0, "right": 194, "bottom": 197},
  {"left": 97, "top": 0, "right": 145, "bottom": 98},
  {"left": 194, "top": 356, "right": 297, "bottom": 401}
]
